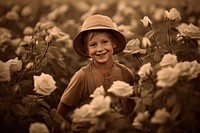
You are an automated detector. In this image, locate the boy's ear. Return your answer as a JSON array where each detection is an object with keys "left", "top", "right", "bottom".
[{"left": 113, "top": 39, "right": 117, "bottom": 48}]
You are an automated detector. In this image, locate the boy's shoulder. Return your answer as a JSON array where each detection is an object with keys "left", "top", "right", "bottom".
[{"left": 115, "top": 62, "right": 132, "bottom": 72}]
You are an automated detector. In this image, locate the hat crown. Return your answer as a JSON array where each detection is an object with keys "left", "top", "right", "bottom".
[{"left": 82, "top": 15, "right": 115, "bottom": 30}]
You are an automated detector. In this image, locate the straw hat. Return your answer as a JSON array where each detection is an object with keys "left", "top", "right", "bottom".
[{"left": 73, "top": 14, "right": 127, "bottom": 57}]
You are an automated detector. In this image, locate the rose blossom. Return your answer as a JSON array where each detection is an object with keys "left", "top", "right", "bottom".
[
  {"left": 188, "top": 60, "right": 200, "bottom": 79},
  {"left": 164, "top": 8, "right": 181, "bottom": 21},
  {"left": 132, "top": 111, "right": 150, "bottom": 129},
  {"left": 140, "top": 16, "right": 152, "bottom": 27},
  {"left": 156, "top": 67, "right": 180, "bottom": 88},
  {"left": 72, "top": 104, "right": 93, "bottom": 123},
  {"left": 90, "top": 96, "right": 111, "bottom": 116},
  {"left": 159, "top": 53, "right": 178, "bottom": 68},
  {"left": 6, "top": 57, "right": 22, "bottom": 75},
  {"left": 175, "top": 60, "right": 200, "bottom": 80},
  {"left": 183, "top": 23, "right": 200, "bottom": 39},
  {"left": 107, "top": 81, "right": 133, "bottom": 98},
  {"left": 29, "top": 122, "right": 49, "bottom": 133},
  {"left": 33, "top": 73, "right": 56, "bottom": 95},
  {"left": 0, "top": 60, "right": 11, "bottom": 82},
  {"left": 90, "top": 85, "right": 106, "bottom": 98},
  {"left": 142, "top": 37, "right": 151, "bottom": 48},
  {"left": 151, "top": 108, "right": 170, "bottom": 124},
  {"left": 138, "top": 63, "right": 152, "bottom": 80},
  {"left": 176, "top": 23, "right": 189, "bottom": 36},
  {"left": 123, "top": 38, "right": 146, "bottom": 55}
]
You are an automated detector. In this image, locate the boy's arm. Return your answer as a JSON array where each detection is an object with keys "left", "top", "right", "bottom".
[{"left": 57, "top": 101, "right": 75, "bottom": 118}]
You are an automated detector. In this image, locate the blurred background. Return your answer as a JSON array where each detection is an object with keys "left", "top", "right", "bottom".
[{"left": 1, "top": 0, "right": 199, "bottom": 64}]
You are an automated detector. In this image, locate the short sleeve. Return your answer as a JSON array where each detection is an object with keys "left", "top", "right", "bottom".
[{"left": 60, "top": 69, "right": 85, "bottom": 107}]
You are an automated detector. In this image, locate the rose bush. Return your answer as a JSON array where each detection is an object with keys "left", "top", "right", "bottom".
[{"left": 0, "top": 0, "right": 200, "bottom": 133}]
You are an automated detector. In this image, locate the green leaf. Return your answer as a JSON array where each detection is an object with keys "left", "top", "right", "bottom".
[
  {"left": 38, "top": 100, "right": 50, "bottom": 109},
  {"left": 12, "top": 104, "right": 28, "bottom": 118},
  {"left": 22, "top": 96, "right": 33, "bottom": 104},
  {"left": 25, "top": 102, "right": 40, "bottom": 116},
  {"left": 166, "top": 94, "right": 176, "bottom": 107},
  {"left": 144, "top": 29, "right": 156, "bottom": 38},
  {"left": 153, "top": 50, "right": 163, "bottom": 63},
  {"left": 50, "top": 108, "right": 65, "bottom": 123},
  {"left": 134, "top": 99, "right": 146, "bottom": 113},
  {"left": 37, "top": 107, "right": 50, "bottom": 117},
  {"left": 170, "top": 103, "right": 181, "bottom": 121},
  {"left": 142, "top": 96, "right": 153, "bottom": 105}
]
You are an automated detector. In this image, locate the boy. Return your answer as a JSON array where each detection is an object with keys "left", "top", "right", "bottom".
[{"left": 55, "top": 14, "right": 135, "bottom": 132}]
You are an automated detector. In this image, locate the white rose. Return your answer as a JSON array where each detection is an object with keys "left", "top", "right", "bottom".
[
  {"left": 142, "top": 37, "right": 151, "bottom": 48},
  {"left": 0, "top": 60, "right": 11, "bottom": 82},
  {"left": 90, "top": 85, "right": 106, "bottom": 98},
  {"left": 156, "top": 67, "right": 180, "bottom": 88},
  {"left": 176, "top": 23, "right": 189, "bottom": 36},
  {"left": 6, "top": 57, "right": 22, "bottom": 75},
  {"left": 138, "top": 63, "right": 152, "bottom": 80},
  {"left": 123, "top": 38, "right": 146, "bottom": 55},
  {"left": 140, "top": 16, "right": 152, "bottom": 27},
  {"left": 132, "top": 111, "right": 150, "bottom": 129},
  {"left": 189, "top": 60, "right": 200, "bottom": 79},
  {"left": 29, "top": 122, "right": 49, "bottom": 133},
  {"left": 151, "top": 108, "right": 170, "bottom": 124},
  {"left": 183, "top": 23, "right": 200, "bottom": 39},
  {"left": 33, "top": 73, "right": 56, "bottom": 95},
  {"left": 90, "top": 96, "right": 111, "bottom": 116},
  {"left": 159, "top": 53, "right": 177, "bottom": 68},
  {"left": 175, "top": 60, "right": 200, "bottom": 80},
  {"left": 164, "top": 8, "right": 181, "bottom": 21},
  {"left": 107, "top": 81, "right": 133, "bottom": 98},
  {"left": 72, "top": 104, "right": 93, "bottom": 123}
]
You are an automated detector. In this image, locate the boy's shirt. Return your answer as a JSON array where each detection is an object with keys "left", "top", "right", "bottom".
[{"left": 61, "top": 61, "right": 134, "bottom": 107}]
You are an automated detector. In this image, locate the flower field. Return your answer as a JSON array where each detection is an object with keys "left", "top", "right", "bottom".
[{"left": 0, "top": 0, "right": 200, "bottom": 133}]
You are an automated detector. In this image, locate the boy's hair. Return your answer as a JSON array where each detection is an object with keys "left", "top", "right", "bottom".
[{"left": 82, "top": 29, "right": 117, "bottom": 46}]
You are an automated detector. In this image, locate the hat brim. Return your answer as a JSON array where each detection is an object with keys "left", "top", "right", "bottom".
[{"left": 73, "top": 27, "right": 127, "bottom": 58}]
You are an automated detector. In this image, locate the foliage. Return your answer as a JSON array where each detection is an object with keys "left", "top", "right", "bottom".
[{"left": 0, "top": 0, "right": 200, "bottom": 133}]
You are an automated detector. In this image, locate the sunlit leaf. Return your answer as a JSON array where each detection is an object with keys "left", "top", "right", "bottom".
[
  {"left": 170, "top": 102, "right": 181, "bottom": 120},
  {"left": 38, "top": 100, "right": 50, "bottom": 109},
  {"left": 37, "top": 107, "right": 50, "bottom": 117},
  {"left": 144, "top": 29, "right": 156, "bottom": 38}
]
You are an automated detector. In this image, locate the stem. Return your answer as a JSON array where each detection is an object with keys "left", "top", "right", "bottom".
[
  {"left": 135, "top": 54, "right": 143, "bottom": 64},
  {"left": 166, "top": 20, "right": 171, "bottom": 47},
  {"left": 34, "top": 41, "right": 50, "bottom": 69},
  {"left": 150, "top": 26, "right": 159, "bottom": 49},
  {"left": 34, "top": 94, "right": 40, "bottom": 102}
]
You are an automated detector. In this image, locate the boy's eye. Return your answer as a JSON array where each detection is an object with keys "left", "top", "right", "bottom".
[
  {"left": 89, "top": 43, "right": 96, "bottom": 47},
  {"left": 102, "top": 40, "right": 108, "bottom": 44}
]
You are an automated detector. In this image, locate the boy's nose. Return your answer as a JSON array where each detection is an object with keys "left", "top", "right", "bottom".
[{"left": 96, "top": 44, "right": 103, "bottom": 52}]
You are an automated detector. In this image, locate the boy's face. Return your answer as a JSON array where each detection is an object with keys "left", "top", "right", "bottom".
[{"left": 85, "top": 31, "right": 116, "bottom": 64}]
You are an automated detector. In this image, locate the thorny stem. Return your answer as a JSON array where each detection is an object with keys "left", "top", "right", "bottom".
[{"left": 34, "top": 41, "right": 50, "bottom": 70}]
